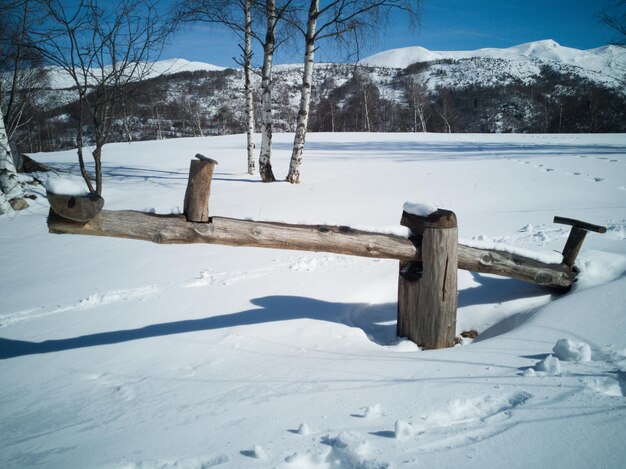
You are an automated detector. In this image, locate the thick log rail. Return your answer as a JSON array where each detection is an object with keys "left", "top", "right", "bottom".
[
  {"left": 47, "top": 209, "right": 578, "bottom": 289},
  {"left": 46, "top": 155, "right": 606, "bottom": 349}
]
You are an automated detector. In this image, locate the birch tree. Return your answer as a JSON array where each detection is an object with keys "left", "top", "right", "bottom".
[
  {"left": 0, "top": 105, "right": 22, "bottom": 214},
  {"left": 243, "top": 0, "right": 292, "bottom": 182},
  {"left": 174, "top": 0, "right": 257, "bottom": 174},
  {"left": 404, "top": 77, "right": 430, "bottom": 132},
  {"left": 285, "top": 0, "right": 419, "bottom": 184}
]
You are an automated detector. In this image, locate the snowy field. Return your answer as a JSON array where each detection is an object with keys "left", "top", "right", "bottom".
[{"left": 1, "top": 132, "right": 626, "bottom": 468}]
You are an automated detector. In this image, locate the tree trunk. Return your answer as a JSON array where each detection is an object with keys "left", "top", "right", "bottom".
[
  {"left": 93, "top": 144, "right": 103, "bottom": 195},
  {"left": 258, "top": 0, "right": 277, "bottom": 183},
  {"left": 286, "top": 0, "right": 318, "bottom": 184},
  {"left": 76, "top": 96, "right": 95, "bottom": 194},
  {"left": 0, "top": 106, "right": 22, "bottom": 214},
  {"left": 244, "top": 0, "right": 256, "bottom": 176}
]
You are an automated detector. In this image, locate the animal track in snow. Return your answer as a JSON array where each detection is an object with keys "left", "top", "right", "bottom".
[
  {"left": 375, "top": 392, "right": 533, "bottom": 454},
  {"left": 0, "top": 285, "right": 159, "bottom": 328}
]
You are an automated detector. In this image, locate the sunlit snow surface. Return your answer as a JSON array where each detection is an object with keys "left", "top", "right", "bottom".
[{"left": 1, "top": 132, "right": 625, "bottom": 468}]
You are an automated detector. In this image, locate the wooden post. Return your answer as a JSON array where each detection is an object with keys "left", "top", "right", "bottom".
[
  {"left": 554, "top": 216, "right": 607, "bottom": 269},
  {"left": 398, "top": 208, "right": 458, "bottom": 349},
  {"left": 183, "top": 154, "right": 218, "bottom": 222}
]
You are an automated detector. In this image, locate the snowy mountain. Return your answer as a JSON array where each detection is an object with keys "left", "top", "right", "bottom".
[
  {"left": 361, "top": 39, "right": 626, "bottom": 78},
  {"left": 12, "top": 40, "right": 626, "bottom": 154},
  {"left": 45, "top": 58, "right": 226, "bottom": 89}
]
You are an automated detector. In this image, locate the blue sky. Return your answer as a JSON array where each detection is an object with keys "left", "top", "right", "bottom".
[{"left": 164, "top": 0, "right": 620, "bottom": 66}]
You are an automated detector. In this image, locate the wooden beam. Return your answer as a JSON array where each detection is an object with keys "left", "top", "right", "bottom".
[
  {"left": 48, "top": 209, "right": 420, "bottom": 260},
  {"left": 47, "top": 209, "right": 578, "bottom": 289},
  {"left": 457, "top": 245, "right": 575, "bottom": 288}
]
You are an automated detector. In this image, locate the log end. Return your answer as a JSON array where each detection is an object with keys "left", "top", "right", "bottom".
[{"left": 47, "top": 191, "right": 104, "bottom": 222}]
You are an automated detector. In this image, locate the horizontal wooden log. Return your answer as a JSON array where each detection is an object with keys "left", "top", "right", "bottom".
[
  {"left": 48, "top": 209, "right": 419, "bottom": 260},
  {"left": 47, "top": 209, "right": 577, "bottom": 289},
  {"left": 458, "top": 245, "right": 575, "bottom": 288}
]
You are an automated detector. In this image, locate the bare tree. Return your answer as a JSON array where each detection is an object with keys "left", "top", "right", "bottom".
[
  {"left": 0, "top": 0, "right": 49, "bottom": 150},
  {"left": 404, "top": 77, "right": 430, "bottom": 132},
  {"left": 28, "top": 0, "right": 169, "bottom": 195},
  {"left": 434, "top": 88, "right": 458, "bottom": 133},
  {"left": 285, "top": 0, "right": 419, "bottom": 184}
]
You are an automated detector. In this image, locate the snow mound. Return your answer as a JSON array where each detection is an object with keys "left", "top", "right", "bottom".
[
  {"left": 553, "top": 338, "right": 592, "bottom": 362},
  {"left": 45, "top": 177, "right": 89, "bottom": 195},
  {"left": 403, "top": 201, "right": 437, "bottom": 217},
  {"left": 296, "top": 423, "right": 311, "bottom": 435},
  {"left": 535, "top": 355, "right": 561, "bottom": 374},
  {"left": 321, "top": 432, "right": 387, "bottom": 469},
  {"left": 394, "top": 420, "right": 414, "bottom": 440},
  {"left": 363, "top": 403, "right": 383, "bottom": 419}
]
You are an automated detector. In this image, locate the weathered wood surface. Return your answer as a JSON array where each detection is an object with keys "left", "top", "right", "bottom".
[
  {"left": 183, "top": 157, "right": 217, "bottom": 222},
  {"left": 398, "top": 210, "right": 458, "bottom": 349},
  {"left": 47, "top": 209, "right": 578, "bottom": 288},
  {"left": 46, "top": 191, "right": 104, "bottom": 222},
  {"left": 554, "top": 216, "right": 607, "bottom": 269},
  {"left": 554, "top": 216, "right": 607, "bottom": 233},
  {"left": 458, "top": 245, "right": 575, "bottom": 288},
  {"left": 48, "top": 209, "right": 420, "bottom": 260}
]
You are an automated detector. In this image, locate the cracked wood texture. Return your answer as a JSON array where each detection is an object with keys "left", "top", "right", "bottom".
[{"left": 398, "top": 210, "right": 458, "bottom": 349}]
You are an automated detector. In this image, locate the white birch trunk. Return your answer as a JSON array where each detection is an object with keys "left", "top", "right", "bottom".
[
  {"left": 286, "top": 0, "right": 318, "bottom": 184},
  {"left": 258, "top": 0, "right": 277, "bottom": 182},
  {"left": 0, "top": 106, "right": 22, "bottom": 214},
  {"left": 244, "top": 0, "right": 256, "bottom": 175}
]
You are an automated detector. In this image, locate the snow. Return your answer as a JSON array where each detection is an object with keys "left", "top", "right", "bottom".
[
  {"left": 402, "top": 201, "right": 438, "bottom": 217},
  {"left": 360, "top": 39, "right": 626, "bottom": 91},
  {"left": 361, "top": 39, "right": 626, "bottom": 76},
  {"left": 1, "top": 132, "right": 626, "bottom": 468},
  {"left": 535, "top": 355, "right": 561, "bottom": 374},
  {"left": 552, "top": 338, "right": 592, "bottom": 362},
  {"left": 45, "top": 58, "right": 226, "bottom": 90},
  {"left": 45, "top": 177, "right": 89, "bottom": 195}
]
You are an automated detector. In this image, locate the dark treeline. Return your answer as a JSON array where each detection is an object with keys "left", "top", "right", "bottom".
[{"left": 14, "top": 60, "right": 626, "bottom": 154}]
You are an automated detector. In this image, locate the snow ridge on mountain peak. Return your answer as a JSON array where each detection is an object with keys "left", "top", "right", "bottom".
[{"left": 360, "top": 39, "right": 626, "bottom": 76}]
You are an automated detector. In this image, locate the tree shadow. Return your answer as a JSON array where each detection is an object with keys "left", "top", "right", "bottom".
[
  {"left": 0, "top": 296, "right": 381, "bottom": 360},
  {"left": 0, "top": 274, "right": 569, "bottom": 360}
]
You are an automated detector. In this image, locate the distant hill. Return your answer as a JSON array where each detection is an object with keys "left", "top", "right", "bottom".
[{"left": 13, "top": 41, "right": 626, "bottom": 153}]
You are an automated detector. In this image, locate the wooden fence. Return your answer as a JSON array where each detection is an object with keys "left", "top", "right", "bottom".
[{"left": 47, "top": 155, "right": 606, "bottom": 349}]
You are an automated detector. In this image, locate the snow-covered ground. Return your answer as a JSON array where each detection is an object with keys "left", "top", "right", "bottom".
[{"left": 1, "top": 132, "right": 626, "bottom": 468}]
